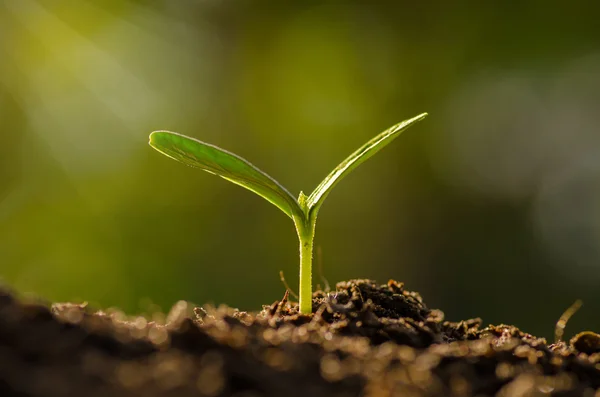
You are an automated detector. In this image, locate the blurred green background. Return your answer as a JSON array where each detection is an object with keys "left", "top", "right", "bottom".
[{"left": 1, "top": 1, "right": 600, "bottom": 340}]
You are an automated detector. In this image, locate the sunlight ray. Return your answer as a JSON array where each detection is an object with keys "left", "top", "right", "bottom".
[{"left": 2, "top": 0, "right": 160, "bottom": 129}]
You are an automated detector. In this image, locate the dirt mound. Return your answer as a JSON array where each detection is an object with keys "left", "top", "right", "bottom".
[{"left": 1, "top": 279, "right": 599, "bottom": 396}]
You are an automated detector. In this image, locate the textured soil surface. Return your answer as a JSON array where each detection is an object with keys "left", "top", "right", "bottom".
[{"left": 1, "top": 279, "right": 600, "bottom": 397}]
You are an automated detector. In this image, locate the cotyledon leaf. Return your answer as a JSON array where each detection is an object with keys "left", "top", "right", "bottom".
[
  {"left": 306, "top": 112, "right": 428, "bottom": 215},
  {"left": 149, "top": 131, "right": 303, "bottom": 219}
]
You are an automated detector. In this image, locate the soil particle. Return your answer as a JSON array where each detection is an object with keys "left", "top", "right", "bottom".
[{"left": 1, "top": 279, "right": 599, "bottom": 396}]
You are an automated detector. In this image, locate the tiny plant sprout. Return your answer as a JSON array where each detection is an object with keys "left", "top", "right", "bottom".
[{"left": 149, "top": 113, "right": 428, "bottom": 314}]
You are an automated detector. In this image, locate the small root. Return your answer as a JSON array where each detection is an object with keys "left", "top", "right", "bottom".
[
  {"left": 555, "top": 299, "right": 583, "bottom": 344},
  {"left": 279, "top": 271, "right": 299, "bottom": 300}
]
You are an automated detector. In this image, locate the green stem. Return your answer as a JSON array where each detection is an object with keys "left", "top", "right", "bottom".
[{"left": 293, "top": 214, "right": 316, "bottom": 314}]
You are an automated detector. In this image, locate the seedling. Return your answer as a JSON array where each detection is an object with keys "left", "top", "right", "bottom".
[{"left": 149, "top": 113, "right": 427, "bottom": 314}]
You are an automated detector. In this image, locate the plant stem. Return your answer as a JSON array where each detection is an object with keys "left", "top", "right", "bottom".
[{"left": 294, "top": 214, "right": 316, "bottom": 314}]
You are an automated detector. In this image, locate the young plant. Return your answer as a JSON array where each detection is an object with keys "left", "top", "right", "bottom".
[{"left": 149, "top": 113, "right": 427, "bottom": 314}]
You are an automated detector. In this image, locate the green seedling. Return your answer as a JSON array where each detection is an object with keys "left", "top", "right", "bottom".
[{"left": 149, "top": 112, "right": 427, "bottom": 314}]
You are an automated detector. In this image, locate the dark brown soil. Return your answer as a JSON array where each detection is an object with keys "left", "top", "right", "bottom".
[{"left": 1, "top": 279, "right": 599, "bottom": 397}]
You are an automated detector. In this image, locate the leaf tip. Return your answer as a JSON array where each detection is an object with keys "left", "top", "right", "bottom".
[
  {"left": 148, "top": 130, "right": 177, "bottom": 149},
  {"left": 415, "top": 112, "right": 428, "bottom": 121},
  {"left": 148, "top": 131, "right": 156, "bottom": 145}
]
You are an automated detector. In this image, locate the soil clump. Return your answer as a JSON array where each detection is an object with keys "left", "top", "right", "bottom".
[{"left": 1, "top": 279, "right": 599, "bottom": 396}]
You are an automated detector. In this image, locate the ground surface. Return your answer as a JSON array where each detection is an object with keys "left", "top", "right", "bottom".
[{"left": 1, "top": 279, "right": 600, "bottom": 397}]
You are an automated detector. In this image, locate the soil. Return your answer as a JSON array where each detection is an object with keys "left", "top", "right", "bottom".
[{"left": 1, "top": 279, "right": 600, "bottom": 397}]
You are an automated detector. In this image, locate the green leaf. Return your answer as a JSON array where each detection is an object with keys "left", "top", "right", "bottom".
[
  {"left": 149, "top": 131, "right": 302, "bottom": 219},
  {"left": 306, "top": 112, "right": 428, "bottom": 215}
]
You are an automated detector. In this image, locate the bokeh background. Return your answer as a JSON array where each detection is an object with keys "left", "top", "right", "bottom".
[{"left": 1, "top": 1, "right": 600, "bottom": 340}]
